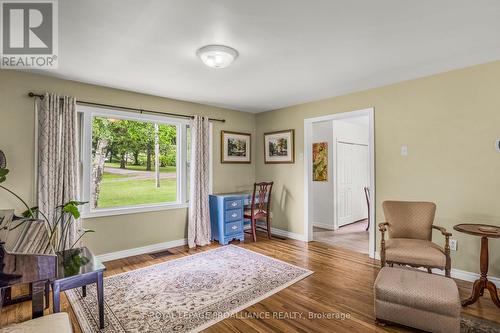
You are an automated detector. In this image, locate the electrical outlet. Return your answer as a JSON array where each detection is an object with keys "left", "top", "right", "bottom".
[{"left": 449, "top": 239, "right": 458, "bottom": 251}]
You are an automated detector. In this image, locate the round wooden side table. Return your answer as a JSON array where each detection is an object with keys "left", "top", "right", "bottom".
[{"left": 453, "top": 223, "right": 500, "bottom": 308}]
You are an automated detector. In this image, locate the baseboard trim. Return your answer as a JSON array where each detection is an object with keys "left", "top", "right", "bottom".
[
  {"left": 271, "top": 227, "right": 307, "bottom": 241},
  {"left": 96, "top": 227, "right": 305, "bottom": 262},
  {"left": 435, "top": 268, "right": 500, "bottom": 287},
  {"left": 96, "top": 238, "right": 188, "bottom": 262},
  {"left": 373, "top": 251, "right": 499, "bottom": 287},
  {"left": 242, "top": 224, "right": 307, "bottom": 241},
  {"left": 312, "top": 222, "right": 334, "bottom": 230}
]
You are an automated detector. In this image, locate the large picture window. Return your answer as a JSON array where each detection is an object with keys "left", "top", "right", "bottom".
[{"left": 79, "top": 106, "right": 196, "bottom": 217}]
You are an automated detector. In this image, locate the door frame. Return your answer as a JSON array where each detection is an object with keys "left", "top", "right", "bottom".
[{"left": 303, "top": 107, "right": 375, "bottom": 258}]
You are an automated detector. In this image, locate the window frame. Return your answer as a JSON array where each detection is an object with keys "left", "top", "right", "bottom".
[{"left": 78, "top": 105, "right": 202, "bottom": 218}]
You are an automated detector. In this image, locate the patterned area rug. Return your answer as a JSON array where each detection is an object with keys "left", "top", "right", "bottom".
[
  {"left": 66, "top": 245, "right": 313, "bottom": 333},
  {"left": 461, "top": 314, "right": 500, "bottom": 333}
]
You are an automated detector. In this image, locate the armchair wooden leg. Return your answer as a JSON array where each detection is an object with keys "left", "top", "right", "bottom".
[
  {"left": 251, "top": 218, "right": 257, "bottom": 242},
  {"left": 445, "top": 235, "right": 451, "bottom": 277},
  {"left": 380, "top": 229, "right": 386, "bottom": 267},
  {"left": 266, "top": 216, "right": 272, "bottom": 239}
]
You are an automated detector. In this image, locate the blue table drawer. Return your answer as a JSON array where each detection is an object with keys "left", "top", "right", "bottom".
[
  {"left": 225, "top": 221, "right": 242, "bottom": 235},
  {"left": 225, "top": 209, "right": 242, "bottom": 222},
  {"left": 225, "top": 199, "right": 242, "bottom": 210}
]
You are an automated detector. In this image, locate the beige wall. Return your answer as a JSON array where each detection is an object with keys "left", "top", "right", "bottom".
[
  {"left": 255, "top": 61, "right": 500, "bottom": 277},
  {"left": 2, "top": 61, "right": 499, "bottom": 277},
  {"left": 0, "top": 70, "right": 256, "bottom": 255}
]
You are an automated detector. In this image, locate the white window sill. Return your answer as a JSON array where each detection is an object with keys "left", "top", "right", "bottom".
[{"left": 81, "top": 202, "right": 189, "bottom": 219}]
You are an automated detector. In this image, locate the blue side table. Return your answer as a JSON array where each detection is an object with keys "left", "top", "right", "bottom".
[{"left": 209, "top": 194, "right": 245, "bottom": 245}]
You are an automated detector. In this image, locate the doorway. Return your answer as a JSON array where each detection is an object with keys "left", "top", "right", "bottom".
[{"left": 304, "top": 108, "right": 375, "bottom": 258}]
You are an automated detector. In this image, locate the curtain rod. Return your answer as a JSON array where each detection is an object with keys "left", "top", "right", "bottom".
[{"left": 27, "top": 92, "right": 226, "bottom": 123}]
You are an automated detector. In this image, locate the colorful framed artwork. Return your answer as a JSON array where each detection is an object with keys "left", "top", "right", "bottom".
[
  {"left": 221, "top": 131, "right": 251, "bottom": 163},
  {"left": 264, "top": 129, "right": 295, "bottom": 164},
  {"left": 312, "top": 142, "right": 328, "bottom": 181}
]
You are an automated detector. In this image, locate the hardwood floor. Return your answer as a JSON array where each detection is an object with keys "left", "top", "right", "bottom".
[
  {"left": 1, "top": 234, "right": 499, "bottom": 332},
  {"left": 313, "top": 219, "right": 369, "bottom": 254}
]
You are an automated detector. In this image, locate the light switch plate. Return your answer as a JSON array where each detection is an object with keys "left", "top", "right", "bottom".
[
  {"left": 400, "top": 145, "right": 408, "bottom": 156},
  {"left": 495, "top": 138, "right": 500, "bottom": 152}
]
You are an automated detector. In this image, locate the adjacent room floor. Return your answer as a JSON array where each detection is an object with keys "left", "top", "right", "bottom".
[
  {"left": 313, "top": 219, "right": 369, "bottom": 254},
  {"left": 1, "top": 235, "right": 499, "bottom": 333}
]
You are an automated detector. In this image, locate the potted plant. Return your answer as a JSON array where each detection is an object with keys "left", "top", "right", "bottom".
[{"left": 0, "top": 167, "right": 94, "bottom": 253}]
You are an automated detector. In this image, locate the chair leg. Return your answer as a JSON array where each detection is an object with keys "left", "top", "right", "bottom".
[
  {"left": 266, "top": 215, "right": 272, "bottom": 239},
  {"left": 427, "top": 268, "right": 432, "bottom": 274},
  {"left": 251, "top": 218, "right": 257, "bottom": 242},
  {"left": 44, "top": 280, "right": 50, "bottom": 309}
]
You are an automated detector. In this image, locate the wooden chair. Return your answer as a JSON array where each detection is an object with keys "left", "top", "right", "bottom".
[
  {"left": 244, "top": 182, "right": 273, "bottom": 242},
  {"left": 364, "top": 187, "right": 370, "bottom": 231},
  {"left": 379, "top": 201, "right": 452, "bottom": 277}
]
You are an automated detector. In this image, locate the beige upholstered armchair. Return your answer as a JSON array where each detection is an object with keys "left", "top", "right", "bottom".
[{"left": 379, "top": 201, "right": 451, "bottom": 277}]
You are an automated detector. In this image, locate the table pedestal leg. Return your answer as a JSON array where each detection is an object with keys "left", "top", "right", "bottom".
[
  {"left": 486, "top": 281, "right": 500, "bottom": 307},
  {"left": 31, "top": 281, "right": 45, "bottom": 318},
  {"left": 52, "top": 282, "right": 60, "bottom": 313},
  {"left": 97, "top": 271, "right": 104, "bottom": 329},
  {"left": 461, "top": 236, "right": 500, "bottom": 308}
]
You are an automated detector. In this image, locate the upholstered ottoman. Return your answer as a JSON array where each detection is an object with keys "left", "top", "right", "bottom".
[{"left": 374, "top": 267, "right": 460, "bottom": 333}]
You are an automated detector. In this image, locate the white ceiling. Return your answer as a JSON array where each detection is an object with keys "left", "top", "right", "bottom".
[{"left": 31, "top": 0, "right": 500, "bottom": 112}]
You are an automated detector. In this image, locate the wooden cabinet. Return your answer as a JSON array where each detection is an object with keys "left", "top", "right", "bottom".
[{"left": 209, "top": 194, "right": 245, "bottom": 245}]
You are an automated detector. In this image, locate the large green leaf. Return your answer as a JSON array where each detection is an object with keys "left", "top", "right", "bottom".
[
  {"left": 0, "top": 168, "right": 9, "bottom": 183},
  {"left": 68, "top": 200, "right": 88, "bottom": 206},
  {"left": 22, "top": 206, "right": 39, "bottom": 218},
  {"left": 56, "top": 200, "right": 88, "bottom": 209},
  {"left": 63, "top": 203, "right": 80, "bottom": 219}
]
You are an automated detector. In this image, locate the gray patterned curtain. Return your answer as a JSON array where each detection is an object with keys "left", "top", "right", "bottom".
[
  {"left": 188, "top": 116, "right": 211, "bottom": 248},
  {"left": 37, "top": 92, "right": 80, "bottom": 250}
]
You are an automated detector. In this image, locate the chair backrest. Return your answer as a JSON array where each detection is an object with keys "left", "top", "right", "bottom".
[
  {"left": 382, "top": 201, "right": 436, "bottom": 240},
  {"left": 364, "top": 186, "right": 370, "bottom": 220},
  {"left": 364, "top": 187, "right": 370, "bottom": 207},
  {"left": 250, "top": 182, "right": 274, "bottom": 216}
]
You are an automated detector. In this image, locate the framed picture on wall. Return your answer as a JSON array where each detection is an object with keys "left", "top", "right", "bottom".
[
  {"left": 221, "top": 131, "right": 251, "bottom": 163},
  {"left": 264, "top": 129, "right": 295, "bottom": 163},
  {"left": 312, "top": 142, "right": 328, "bottom": 181}
]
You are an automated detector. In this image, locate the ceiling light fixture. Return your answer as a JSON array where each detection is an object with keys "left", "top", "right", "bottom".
[{"left": 196, "top": 45, "right": 238, "bottom": 69}]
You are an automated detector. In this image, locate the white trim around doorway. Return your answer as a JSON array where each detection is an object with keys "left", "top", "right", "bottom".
[{"left": 303, "top": 108, "right": 376, "bottom": 258}]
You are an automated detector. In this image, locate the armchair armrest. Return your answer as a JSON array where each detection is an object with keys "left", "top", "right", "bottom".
[
  {"left": 432, "top": 225, "right": 452, "bottom": 237},
  {"left": 378, "top": 222, "right": 389, "bottom": 232},
  {"left": 432, "top": 225, "right": 452, "bottom": 277}
]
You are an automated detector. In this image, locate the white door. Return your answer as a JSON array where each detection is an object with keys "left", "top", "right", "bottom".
[
  {"left": 337, "top": 142, "right": 354, "bottom": 226},
  {"left": 337, "top": 142, "right": 368, "bottom": 227}
]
